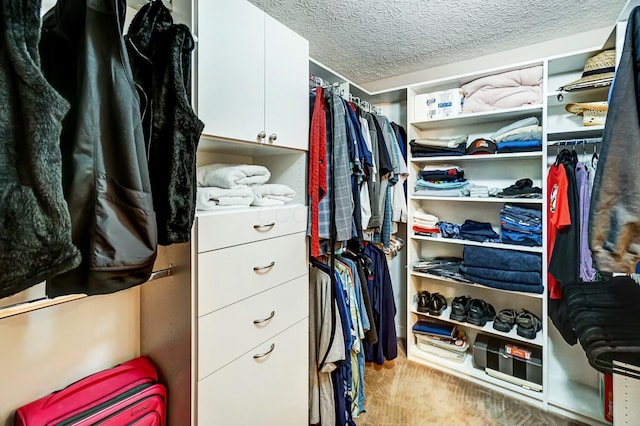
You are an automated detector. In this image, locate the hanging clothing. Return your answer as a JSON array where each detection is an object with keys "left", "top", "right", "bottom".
[
  {"left": 308, "top": 87, "right": 328, "bottom": 257},
  {"left": 0, "top": 0, "right": 81, "bottom": 299},
  {"left": 41, "top": 0, "right": 157, "bottom": 296},
  {"left": 576, "top": 162, "right": 597, "bottom": 281},
  {"left": 590, "top": 6, "right": 640, "bottom": 272},
  {"left": 126, "top": 1, "right": 204, "bottom": 245}
]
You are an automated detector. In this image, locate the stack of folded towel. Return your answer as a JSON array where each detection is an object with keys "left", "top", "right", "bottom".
[
  {"left": 491, "top": 117, "right": 543, "bottom": 153},
  {"left": 196, "top": 164, "right": 296, "bottom": 210},
  {"left": 409, "top": 136, "right": 468, "bottom": 157},
  {"left": 500, "top": 204, "right": 542, "bottom": 246},
  {"left": 459, "top": 246, "right": 544, "bottom": 294},
  {"left": 413, "top": 209, "right": 440, "bottom": 237},
  {"left": 414, "top": 164, "right": 469, "bottom": 197}
]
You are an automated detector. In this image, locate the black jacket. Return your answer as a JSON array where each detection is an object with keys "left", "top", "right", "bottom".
[
  {"left": 0, "top": 0, "right": 80, "bottom": 299},
  {"left": 126, "top": 1, "right": 204, "bottom": 245},
  {"left": 41, "top": 0, "right": 157, "bottom": 296}
]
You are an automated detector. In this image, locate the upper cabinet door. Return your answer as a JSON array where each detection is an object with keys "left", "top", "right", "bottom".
[
  {"left": 197, "top": 0, "right": 266, "bottom": 143},
  {"left": 264, "top": 15, "right": 309, "bottom": 151}
]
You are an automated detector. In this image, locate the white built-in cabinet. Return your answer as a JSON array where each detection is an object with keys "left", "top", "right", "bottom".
[{"left": 197, "top": 0, "right": 309, "bottom": 150}]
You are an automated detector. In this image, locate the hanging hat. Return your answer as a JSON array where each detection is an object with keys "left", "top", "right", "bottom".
[
  {"left": 558, "top": 50, "right": 616, "bottom": 92},
  {"left": 565, "top": 101, "right": 608, "bottom": 126}
]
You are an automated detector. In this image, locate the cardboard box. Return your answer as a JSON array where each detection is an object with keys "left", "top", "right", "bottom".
[
  {"left": 473, "top": 334, "right": 542, "bottom": 391},
  {"left": 414, "top": 89, "right": 464, "bottom": 121}
]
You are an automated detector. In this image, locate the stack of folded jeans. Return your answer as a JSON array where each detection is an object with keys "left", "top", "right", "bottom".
[
  {"left": 409, "top": 135, "right": 468, "bottom": 157},
  {"left": 459, "top": 219, "right": 501, "bottom": 243},
  {"left": 563, "top": 277, "right": 640, "bottom": 375},
  {"left": 500, "top": 204, "right": 542, "bottom": 246},
  {"left": 459, "top": 246, "right": 543, "bottom": 293}
]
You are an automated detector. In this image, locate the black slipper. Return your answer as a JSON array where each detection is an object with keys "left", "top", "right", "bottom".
[
  {"left": 417, "top": 291, "right": 430, "bottom": 313},
  {"left": 467, "top": 299, "right": 496, "bottom": 327},
  {"left": 493, "top": 308, "right": 517, "bottom": 332},
  {"left": 450, "top": 295, "right": 472, "bottom": 322},
  {"left": 516, "top": 310, "right": 542, "bottom": 339}
]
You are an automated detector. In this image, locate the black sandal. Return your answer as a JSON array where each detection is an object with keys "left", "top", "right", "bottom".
[
  {"left": 516, "top": 310, "right": 542, "bottom": 339},
  {"left": 493, "top": 309, "right": 517, "bottom": 332}
]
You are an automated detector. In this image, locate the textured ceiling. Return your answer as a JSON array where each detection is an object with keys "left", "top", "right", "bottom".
[{"left": 247, "top": 0, "right": 628, "bottom": 85}]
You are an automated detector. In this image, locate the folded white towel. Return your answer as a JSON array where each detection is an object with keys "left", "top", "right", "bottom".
[
  {"left": 413, "top": 208, "right": 439, "bottom": 223},
  {"left": 251, "top": 184, "right": 296, "bottom": 206},
  {"left": 197, "top": 163, "right": 271, "bottom": 189},
  {"left": 196, "top": 186, "right": 255, "bottom": 210}
]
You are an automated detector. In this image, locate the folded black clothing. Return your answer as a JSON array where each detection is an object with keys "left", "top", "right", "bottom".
[
  {"left": 410, "top": 141, "right": 466, "bottom": 156},
  {"left": 459, "top": 264, "right": 541, "bottom": 285},
  {"left": 462, "top": 245, "right": 541, "bottom": 272},
  {"left": 419, "top": 171, "right": 465, "bottom": 181},
  {"left": 588, "top": 347, "right": 640, "bottom": 376},
  {"left": 497, "top": 178, "right": 542, "bottom": 198}
]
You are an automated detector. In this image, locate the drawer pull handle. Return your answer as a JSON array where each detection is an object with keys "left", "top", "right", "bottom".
[
  {"left": 253, "top": 261, "right": 275, "bottom": 271},
  {"left": 253, "top": 310, "right": 276, "bottom": 324},
  {"left": 253, "top": 343, "right": 276, "bottom": 359},
  {"left": 253, "top": 222, "right": 275, "bottom": 231}
]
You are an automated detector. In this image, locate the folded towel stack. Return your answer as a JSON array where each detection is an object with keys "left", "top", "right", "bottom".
[
  {"left": 196, "top": 163, "right": 296, "bottom": 210},
  {"left": 413, "top": 209, "right": 440, "bottom": 237}
]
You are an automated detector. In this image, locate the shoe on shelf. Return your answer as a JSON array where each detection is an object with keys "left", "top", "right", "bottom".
[
  {"left": 516, "top": 310, "right": 542, "bottom": 339},
  {"left": 493, "top": 308, "right": 517, "bottom": 332},
  {"left": 450, "top": 295, "right": 472, "bottom": 322},
  {"left": 427, "top": 293, "right": 447, "bottom": 316},
  {"left": 467, "top": 299, "right": 496, "bottom": 327},
  {"left": 417, "top": 291, "right": 430, "bottom": 313},
  {"left": 497, "top": 178, "right": 542, "bottom": 198}
]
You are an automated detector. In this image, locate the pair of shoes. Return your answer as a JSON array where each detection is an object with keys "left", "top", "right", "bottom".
[
  {"left": 467, "top": 299, "right": 496, "bottom": 327},
  {"left": 450, "top": 295, "right": 472, "bottom": 321},
  {"left": 516, "top": 310, "right": 542, "bottom": 339},
  {"left": 416, "top": 291, "right": 448, "bottom": 316},
  {"left": 493, "top": 309, "right": 517, "bottom": 332},
  {"left": 497, "top": 178, "right": 542, "bottom": 198}
]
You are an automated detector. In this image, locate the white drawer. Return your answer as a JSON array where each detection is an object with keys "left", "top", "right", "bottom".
[
  {"left": 197, "top": 275, "right": 308, "bottom": 380},
  {"left": 197, "top": 232, "right": 307, "bottom": 314},
  {"left": 196, "top": 204, "right": 307, "bottom": 252},
  {"left": 197, "top": 318, "right": 308, "bottom": 426}
]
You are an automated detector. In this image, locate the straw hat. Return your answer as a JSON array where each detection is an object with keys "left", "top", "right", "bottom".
[
  {"left": 558, "top": 50, "right": 616, "bottom": 91},
  {"left": 565, "top": 102, "right": 608, "bottom": 126}
]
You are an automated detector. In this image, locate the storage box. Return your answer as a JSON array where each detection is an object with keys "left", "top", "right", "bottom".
[
  {"left": 473, "top": 334, "right": 542, "bottom": 391},
  {"left": 414, "top": 89, "right": 464, "bottom": 121}
]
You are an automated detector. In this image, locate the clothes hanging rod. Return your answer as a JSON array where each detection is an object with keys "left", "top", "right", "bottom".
[
  {"left": 548, "top": 137, "right": 602, "bottom": 146},
  {"left": 0, "top": 265, "right": 174, "bottom": 320}
]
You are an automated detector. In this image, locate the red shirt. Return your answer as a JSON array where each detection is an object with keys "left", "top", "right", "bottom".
[{"left": 547, "top": 163, "right": 571, "bottom": 299}]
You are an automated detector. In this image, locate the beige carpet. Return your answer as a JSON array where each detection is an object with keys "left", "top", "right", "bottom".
[{"left": 357, "top": 342, "right": 586, "bottom": 426}]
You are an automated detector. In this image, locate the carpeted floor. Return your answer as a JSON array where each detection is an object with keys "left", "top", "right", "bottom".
[{"left": 357, "top": 342, "right": 586, "bottom": 426}]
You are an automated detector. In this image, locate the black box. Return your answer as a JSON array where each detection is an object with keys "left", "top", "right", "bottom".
[{"left": 473, "top": 334, "right": 542, "bottom": 391}]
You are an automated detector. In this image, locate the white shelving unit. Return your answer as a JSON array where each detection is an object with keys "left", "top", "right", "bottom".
[
  {"left": 406, "top": 58, "right": 548, "bottom": 414},
  {"left": 405, "top": 47, "right": 615, "bottom": 425}
]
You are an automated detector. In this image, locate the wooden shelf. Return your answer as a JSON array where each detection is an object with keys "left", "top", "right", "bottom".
[
  {"left": 409, "top": 271, "right": 544, "bottom": 299},
  {"left": 410, "top": 235, "right": 543, "bottom": 253},
  {"left": 410, "top": 305, "right": 544, "bottom": 346},
  {"left": 410, "top": 105, "right": 543, "bottom": 130},
  {"left": 411, "top": 195, "right": 543, "bottom": 204},
  {"left": 410, "top": 151, "right": 543, "bottom": 163}
]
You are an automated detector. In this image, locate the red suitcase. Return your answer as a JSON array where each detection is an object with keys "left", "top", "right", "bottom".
[{"left": 14, "top": 356, "right": 166, "bottom": 426}]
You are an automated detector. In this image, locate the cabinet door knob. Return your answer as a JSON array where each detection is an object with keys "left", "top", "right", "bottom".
[
  {"left": 253, "top": 310, "right": 276, "bottom": 325},
  {"left": 268, "top": 133, "right": 277, "bottom": 142},
  {"left": 257, "top": 131, "right": 266, "bottom": 140},
  {"left": 253, "top": 261, "right": 275, "bottom": 271},
  {"left": 253, "top": 343, "right": 276, "bottom": 359}
]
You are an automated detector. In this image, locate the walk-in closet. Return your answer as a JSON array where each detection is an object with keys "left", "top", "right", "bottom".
[{"left": 1, "top": 0, "right": 639, "bottom": 425}]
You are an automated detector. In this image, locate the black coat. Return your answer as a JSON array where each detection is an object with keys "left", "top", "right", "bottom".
[
  {"left": 126, "top": 1, "right": 204, "bottom": 246},
  {"left": 40, "top": 0, "right": 157, "bottom": 296},
  {"left": 0, "top": 0, "right": 80, "bottom": 299}
]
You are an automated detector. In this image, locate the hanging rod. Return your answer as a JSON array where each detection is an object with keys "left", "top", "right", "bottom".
[
  {"left": 548, "top": 137, "right": 603, "bottom": 146},
  {"left": 0, "top": 264, "right": 174, "bottom": 320}
]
